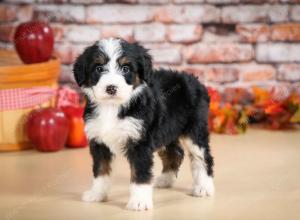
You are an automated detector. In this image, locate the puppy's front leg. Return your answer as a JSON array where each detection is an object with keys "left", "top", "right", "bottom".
[
  {"left": 126, "top": 145, "right": 154, "bottom": 211},
  {"left": 82, "top": 140, "right": 114, "bottom": 202}
]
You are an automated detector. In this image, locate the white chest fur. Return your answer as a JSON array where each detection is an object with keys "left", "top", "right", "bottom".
[{"left": 85, "top": 104, "right": 143, "bottom": 154}]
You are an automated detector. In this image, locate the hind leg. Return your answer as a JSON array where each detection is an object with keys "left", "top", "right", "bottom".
[
  {"left": 180, "top": 135, "right": 215, "bottom": 197},
  {"left": 154, "top": 141, "right": 184, "bottom": 188}
]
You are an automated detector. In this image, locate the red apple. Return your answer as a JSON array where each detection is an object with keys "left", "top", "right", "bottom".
[
  {"left": 61, "top": 106, "right": 88, "bottom": 148},
  {"left": 25, "top": 108, "right": 69, "bottom": 152},
  {"left": 14, "top": 21, "right": 54, "bottom": 64}
]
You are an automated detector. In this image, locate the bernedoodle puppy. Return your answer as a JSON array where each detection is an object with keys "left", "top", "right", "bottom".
[{"left": 73, "top": 38, "right": 215, "bottom": 211}]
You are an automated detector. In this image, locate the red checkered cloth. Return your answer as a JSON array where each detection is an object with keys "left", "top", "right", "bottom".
[
  {"left": 56, "top": 86, "right": 80, "bottom": 108},
  {"left": 0, "top": 87, "right": 56, "bottom": 111}
]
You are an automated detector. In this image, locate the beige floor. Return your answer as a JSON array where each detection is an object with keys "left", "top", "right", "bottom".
[{"left": 0, "top": 129, "right": 300, "bottom": 220}]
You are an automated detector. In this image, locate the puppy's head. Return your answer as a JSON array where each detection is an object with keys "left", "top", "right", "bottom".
[{"left": 73, "top": 38, "right": 152, "bottom": 105}]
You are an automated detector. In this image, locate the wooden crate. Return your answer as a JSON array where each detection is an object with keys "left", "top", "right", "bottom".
[{"left": 0, "top": 50, "right": 60, "bottom": 151}]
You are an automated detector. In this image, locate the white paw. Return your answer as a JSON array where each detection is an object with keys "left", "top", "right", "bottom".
[
  {"left": 82, "top": 176, "right": 110, "bottom": 202},
  {"left": 126, "top": 184, "right": 153, "bottom": 211},
  {"left": 154, "top": 172, "right": 176, "bottom": 188},
  {"left": 82, "top": 190, "right": 107, "bottom": 202},
  {"left": 191, "top": 176, "right": 215, "bottom": 197},
  {"left": 126, "top": 196, "right": 153, "bottom": 211}
]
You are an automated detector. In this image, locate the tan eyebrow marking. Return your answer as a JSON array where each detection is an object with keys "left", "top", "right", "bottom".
[
  {"left": 94, "top": 54, "right": 107, "bottom": 65},
  {"left": 118, "top": 56, "right": 130, "bottom": 66}
]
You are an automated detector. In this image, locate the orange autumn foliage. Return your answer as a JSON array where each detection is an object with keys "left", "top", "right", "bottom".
[{"left": 207, "top": 86, "right": 300, "bottom": 134}]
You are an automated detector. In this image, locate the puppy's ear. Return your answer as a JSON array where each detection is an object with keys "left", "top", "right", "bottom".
[
  {"left": 73, "top": 44, "right": 97, "bottom": 87},
  {"left": 136, "top": 44, "right": 153, "bottom": 82},
  {"left": 73, "top": 53, "right": 86, "bottom": 87}
]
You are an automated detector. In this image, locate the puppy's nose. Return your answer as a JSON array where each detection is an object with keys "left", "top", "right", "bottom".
[{"left": 106, "top": 85, "right": 117, "bottom": 95}]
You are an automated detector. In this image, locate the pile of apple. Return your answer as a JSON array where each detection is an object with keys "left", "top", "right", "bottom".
[
  {"left": 13, "top": 21, "right": 87, "bottom": 152},
  {"left": 25, "top": 88, "right": 88, "bottom": 152}
]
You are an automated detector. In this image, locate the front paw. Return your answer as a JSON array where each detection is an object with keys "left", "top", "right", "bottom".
[
  {"left": 82, "top": 190, "right": 107, "bottom": 202},
  {"left": 126, "top": 197, "right": 153, "bottom": 211},
  {"left": 126, "top": 184, "right": 153, "bottom": 211},
  {"left": 191, "top": 177, "right": 215, "bottom": 197}
]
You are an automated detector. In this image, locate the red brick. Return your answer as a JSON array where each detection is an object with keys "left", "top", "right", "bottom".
[
  {"left": 239, "top": 64, "right": 276, "bottom": 81},
  {"left": 17, "top": 5, "right": 33, "bottom": 22},
  {"left": 0, "top": 5, "right": 17, "bottom": 22},
  {"left": 167, "top": 24, "right": 202, "bottom": 43},
  {"left": 236, "top": 24, "right": 270, "bottom": 43},
  {"left": 5, "top": 0, "right": 35, "bottom": 2},
  {"left": 222, "top": 6, "right": 267, "bottom": 23},
  {"left": 86, "top": 5, "right": 154, "bottom": 24},
  {"left": 173, "top": 0, "right": 204, "bottom": 3},
  {"left": 269, "top": 5, "right": 289, "bottom": 22},
  {"left": 101, "top": 25, "right": 134, "bottom": 42},
  {"left": 271, "top": 23, "right": 300, "bottom": 42},
  {"left": 59, "top": 65, "right": 75, "bottom": 84},
  {"left": 222, "top": 5, "right": 288, "bottom": 23},
  {"left": 51, "top": 24, "right": 64, "bottom": 42},
  {"left": 107, "top": 0, "right": 137, "bottom": 2},
  {"left": 54, "top": 43, "right": 88, "bottom": 65},
  {"left": 206, "top": 66, "right": 239, "bottom": 83},
  {"left": 240, "top": 0, "right": 277, "bottom": 2},
  {"left": 70, "top": 44, "right": 89, "bottom": 64},
  {"left": 277, "top": 64, "right": 300, "bottom": 82},
  {"left": 0, "top": 42, "right": 13, "bottom": 50},
  {"left": 280, "top": 0, "right": 300, "bottom": 3},
  {"left": 291, "top": 6, "right": 300, "bottom": 22},
  {"left": 150, "top": 48, "right": 181, "bottom": 64},
  {"left": 155, "top": 5, "right": 220, "bottom": 24},
  {"left": 70, "top": 0, "right": 104, "bottom": 3},
  {"left": 33, "top": 5, "right": 85, "bottom": 23},
  {"left": 184, "top": 44, "right": 254, "bottom": 64},
  {"left": 207, "top": 0, "right": 239, "bottom": 3},
  {"left": 134, "top": 23, "right": 166, "bottom": 42},
  {"left": 293, "top": 83, "right": 300, "bottom": 96},
  {"left": 139, "top": 0, "right": 168, "bottom": 3},
  {"left": 202, "top": 30, "right": 239, "bottom": 43},
  {"left": 271, "top": 83, "right": 292, "bottom": 101},
  {"left": 149, "top": 46, "right": 182, "bottom": 64},
  {"left": 54, "top": 43, "right": 73, "bottom": 64},
  {"left": 256, "top": 43, "right": 300, "bottom": 62},
  {"left": 182, "top": 66, "right": 206, "bottom": 82},
  {"left": 0, "top": 24, "right": 15, "bottom": 42},
  {"left": 37, "top": 0, "right": 68, "bottom": 3},
  {"left": 65, "top": 25, "right": 101, "bottom": 43}
]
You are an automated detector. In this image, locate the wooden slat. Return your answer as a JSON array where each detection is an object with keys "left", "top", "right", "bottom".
[
  {"left": 0, "top": 50, "right": 23, "bottom": 66},
  {"left": 0, "top": 49, "right": 60, "bottom": 89}
]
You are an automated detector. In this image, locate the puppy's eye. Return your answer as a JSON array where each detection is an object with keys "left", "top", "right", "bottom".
[
  {"left": 96, "top": 65, "right": 104, "bottom": 73},
  {"left": 122, "top": 65, "right": 130, "bottom": 74}
]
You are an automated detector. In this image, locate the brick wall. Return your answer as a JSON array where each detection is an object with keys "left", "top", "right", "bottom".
[{"left": 1, "top": 0, "right": 300, "bottom": 92}]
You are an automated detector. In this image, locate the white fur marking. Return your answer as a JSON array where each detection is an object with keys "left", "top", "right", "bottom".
[
  {"left": 154, "top": 171, "right": 176, "bottom": 188},
  {"left": 98, "top": 38, "right": 122, "bottom": 65},
  {"left": 99, "top": 38, "right": 122, "bottom": 82},
  {"left": 82, "top": 175, "right": 111, "bottom": 202},
  {"left": 85, "top": 104, "right": 143, "bottom": 155},
  {"left": 180, "top": 137, "right": 215, "bottom": 197},
  {"left": 126, "top": 184, "right": 153, "bottom": 211}
]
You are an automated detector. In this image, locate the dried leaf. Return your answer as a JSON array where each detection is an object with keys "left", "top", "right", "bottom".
[{"left": 290, "top": 107, "right": 300, "bottom": 123}]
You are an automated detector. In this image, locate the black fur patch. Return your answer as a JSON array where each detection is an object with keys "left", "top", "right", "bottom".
[{"left": 121, "top": 69, "right": 214, "bottom": 183}]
